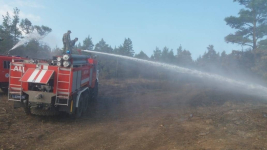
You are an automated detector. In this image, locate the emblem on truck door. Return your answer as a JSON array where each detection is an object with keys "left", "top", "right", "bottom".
[{"left": 5, "top": 73, "right": 9, "bottom": 78}]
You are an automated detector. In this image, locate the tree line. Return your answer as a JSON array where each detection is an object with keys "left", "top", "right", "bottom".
[{"left": 72, "top": 36, "right": 267, "bottom": 81}]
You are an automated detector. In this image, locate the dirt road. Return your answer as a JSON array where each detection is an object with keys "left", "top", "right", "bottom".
[{"left": 1, "top": 78, "right": 267, "bottom": 150}]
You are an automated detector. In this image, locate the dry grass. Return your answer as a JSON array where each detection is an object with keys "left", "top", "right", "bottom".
[{"left": 1, "top": 78, "right": 267, "bottom": 149}]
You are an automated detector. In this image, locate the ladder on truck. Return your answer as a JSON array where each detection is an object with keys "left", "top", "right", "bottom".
[
  {"left": 55, "top": 67, "right": 72, "bottom": 106},
  {"left": 8, "top": 63, "right": 24, "bottom": 101}
]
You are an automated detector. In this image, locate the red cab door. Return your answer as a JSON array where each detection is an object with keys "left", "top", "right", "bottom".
[{"left": 0, "top": 58, "right": 11, "bottom": 83}]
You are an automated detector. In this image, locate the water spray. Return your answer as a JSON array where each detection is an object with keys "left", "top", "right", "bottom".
[
  {"left": 9, "top": 30, "right": 46, "bottom": 51},
  {"left": 82, "top": 50, "right": 267, "bottom": 97}
]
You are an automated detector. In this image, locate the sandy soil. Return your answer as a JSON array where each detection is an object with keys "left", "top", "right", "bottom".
[{"left": 1, "top": 78, "right": 267, "bottom": 150}]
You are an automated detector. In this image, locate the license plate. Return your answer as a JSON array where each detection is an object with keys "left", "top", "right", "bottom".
[{"left": 11, "top": 95, "right": 26, "bottom": 99}]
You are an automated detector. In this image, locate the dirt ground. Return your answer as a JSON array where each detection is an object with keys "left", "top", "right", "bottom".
[{"left": 1, "top": 78, "right": 267, "bottom": 150}]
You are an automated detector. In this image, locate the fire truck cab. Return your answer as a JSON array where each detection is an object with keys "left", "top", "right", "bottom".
[
  {"left": 0, "top": 55, "right": 22, "bottom": 93},
  {"left": 8, "top": 54, "right": 98, "bottom": 117}
]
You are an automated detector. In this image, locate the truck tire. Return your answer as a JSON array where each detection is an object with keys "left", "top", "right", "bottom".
[
  {"left": 75, "top": 95, "right": 84, "bottom": 118},
  {"left": 91, "top": 80, "right": 98, "bottom": 101},
  {"left": 83, "top": 91, "right": 89, "bottom": 113},
  {"left": 23, "top": 100, "right": 31, "bottom": 115},
  {"left": 24, "top": 104, "right": 31, "bottom": 115}
]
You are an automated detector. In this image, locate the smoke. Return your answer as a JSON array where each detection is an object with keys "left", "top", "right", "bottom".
[
  {"left": 41, "top": 33, "right": 60, "bottom": 49},
  {"left": 9, "top": 29, "right": 46, "bottom": 51},
  {"left": 82, "top": 50, "right": 267, "bottom": 97}
]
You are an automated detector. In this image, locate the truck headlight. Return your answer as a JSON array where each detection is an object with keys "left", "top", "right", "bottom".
[
  {"left": 57, "top": 57, "right": 62, "bottom": 61},
  {"left": 57, "top": 61, "right": 62, "bottom": 67},
  {"left": 63, "top": 61, "right": 70, "bottom": 67},
  {"left": 63, "top": 54, "right": 70, "bottom": 60}
]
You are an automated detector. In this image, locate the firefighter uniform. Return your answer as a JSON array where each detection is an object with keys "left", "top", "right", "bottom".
[
  {"left": 69, "top": 38, "right": 78, "bottom": 54},
  {"left": 62, "top": 30, "right": 71, "bottom": 54}
]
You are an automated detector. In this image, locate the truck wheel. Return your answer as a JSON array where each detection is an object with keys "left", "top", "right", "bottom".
[
  {"left": 0, "top": 88, "right": 8, "bottom": 93},
  {"left": 24, "top": 104, "right": 31, "bottom": 115},
  {"left": 23, "top": 100, "right": 31, "bottom": 115},
  {"left": 75, "top": 95, "right": 83, "bottom": 118},
  {"left": 92, "top": 81, "right": 98, "bottom": 101},
  {"left": 82, "top": 91, "right": 89, "bottom": 113}
]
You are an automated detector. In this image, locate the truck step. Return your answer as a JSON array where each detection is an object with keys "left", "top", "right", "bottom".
[
  {"left": 55, "top": 103, "right": 68, "bottom": 106},
  {"left": 55, "top": 98, "right": 68, "bottom": 106},
  {"left": 57, "top": 88, "right": 69, "bottom": 91},
  {"left": 9, "top": 91, "right": 21, "bottom": 94},
  {"left": 8, "top": 99, "right": 21, "bottom": 101},
  {"left": 57, "top": 96, "right": 69, "bottom": 99},
  {"left": 10, "top": 87, "right": 23, "bottom": 90},
  {"left": 57, "top": 91, "right": 69, "bottom": 95}
]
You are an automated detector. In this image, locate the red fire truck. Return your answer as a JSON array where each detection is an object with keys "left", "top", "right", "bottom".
[
  {"left": 8, "top": 54, "right": 98, "bottom": 117},
  {"left": 0, "top": 55, "right": 24, "bottom": 93}
]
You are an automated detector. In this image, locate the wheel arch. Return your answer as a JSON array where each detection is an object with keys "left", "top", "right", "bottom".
[{"left": 75, "top": 87, "right": 89, "bottom": 108}]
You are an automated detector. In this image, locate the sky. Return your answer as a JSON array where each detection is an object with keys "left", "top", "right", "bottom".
[{"left": 0, "top": 0, "right": 244, "bottom": 59}]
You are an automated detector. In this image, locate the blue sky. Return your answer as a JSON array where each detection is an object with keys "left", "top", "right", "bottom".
[{"left": 0, "top": 0, "right": 243, "bottom": 59}]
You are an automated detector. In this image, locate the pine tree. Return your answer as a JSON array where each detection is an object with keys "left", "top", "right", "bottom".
[
  {"left": 34, "top": 25, "right": 52, "bottom": 36},
  {"left": 20, "top": 18, "right": 33, "bottom": 34},
  {"left": 202, "top": 45, "right": 220, "bottom": 63},
  {"left": 225, "top": 0, "right": 267, "bottom": 50},
  {"left": 0, "top": 12, "right": 13, "bottom": 53},
  {"left": 11, "top": 7, "right": 21, "bottom": 43},
  {"left": 94, "top": 38, "right": 113, "bottom": 53},
  {"left": 161, "top": 46, "right": 169, "bottom": 62},
  {"left": 82, "top": 35, "right": 94, "bottom": 50},
  {"left": 117, "top": 38, "right": 134, "bottom": 56},
  {"left": 168, "top": 49, "right": 175, "bottom": 64},
  {"left": 135, "top": 50, "right": 149, "bottom": 59},
  {"left": 176, "top": 45, "right": 193, "bottom": 66},
  {"left": 151, "top": 47, "right": 161, "bottom": 61}
]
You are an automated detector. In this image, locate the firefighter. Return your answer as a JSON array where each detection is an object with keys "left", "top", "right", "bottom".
[
  {"left": 62, "top": 30, "right": 71, "bottom": 54},
  {"left": 69, "top": 37, "right": 78, "bottom": 54}
]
